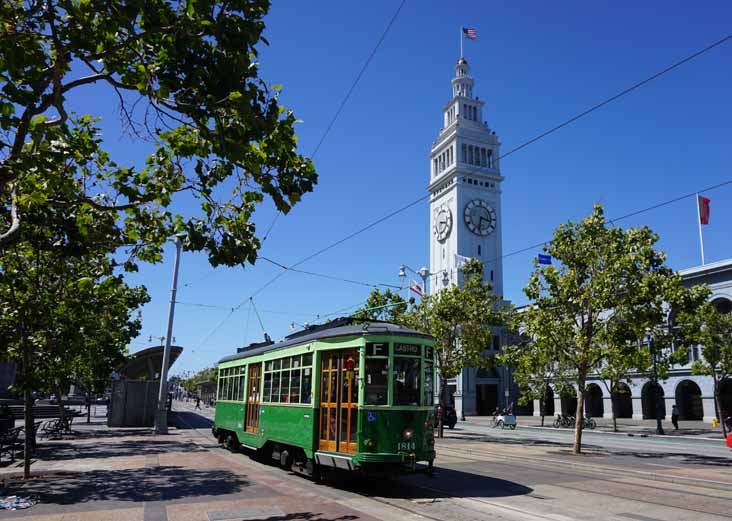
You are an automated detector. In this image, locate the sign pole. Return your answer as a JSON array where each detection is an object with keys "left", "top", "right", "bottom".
[
  {"left": 460, "top": 26, "right": 463, "bottom": 58},
  {"left": 155, "top": 235, "right": 183, "bottom": 434}
]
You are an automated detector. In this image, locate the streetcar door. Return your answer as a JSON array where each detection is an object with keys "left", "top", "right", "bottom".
[
  {"left": 245, "top": 363, "right": 262, "bottom": 433},
  {"left": 318, "top": 349, "right": 359, "bottom": 454}
]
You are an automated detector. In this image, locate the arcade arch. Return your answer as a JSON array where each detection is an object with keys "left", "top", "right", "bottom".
[
  {"left": 585, "top": 384, "right": 604, "bottom": 418},
  {"left": 641, "top": 382, "right": 666, "bottom": 419},
  {"left": 675, "top": 380, "right": 703, "bottom": 420},
  {"left": 612, "top": 382, "right": 633, "bottom": 418}
]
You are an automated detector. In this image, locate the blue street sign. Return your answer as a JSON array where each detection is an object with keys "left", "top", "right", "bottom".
[{"left": 538, "top": 254, "right": 552, "bottom": 265}]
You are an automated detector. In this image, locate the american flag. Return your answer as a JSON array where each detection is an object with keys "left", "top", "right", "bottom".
[{"left": 463, "top": 27, "right": 478, "bottom": 40}]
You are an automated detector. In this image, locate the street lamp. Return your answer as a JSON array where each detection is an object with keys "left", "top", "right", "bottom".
[
  {"left": 399, "top": 264, "right": 430, "bottom": 298},
  {"left": 645, "top": 327, "right": 665, "bottom": 435}
]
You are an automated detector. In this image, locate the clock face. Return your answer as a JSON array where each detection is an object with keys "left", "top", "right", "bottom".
[
  {"left": 433, "top": 205, "right": 453, "bottom": 241},
  {"left": 464, "top": 199, "right": 496, "bottom": 236}
]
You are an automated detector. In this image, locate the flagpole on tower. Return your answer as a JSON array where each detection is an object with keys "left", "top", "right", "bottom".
[
  {"left": 696, "top": 193, "right": 706, "bottom": 265},
  {"left": 460, "top": 26, "right": 463, "bottom": 58}
]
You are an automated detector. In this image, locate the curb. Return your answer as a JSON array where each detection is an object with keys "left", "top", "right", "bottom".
[
  {"left": 437, "top": 442, "right": 732, "bottom": 492},
  {"left": 514, "top": 424, "right": 725, "bottom": 443}
]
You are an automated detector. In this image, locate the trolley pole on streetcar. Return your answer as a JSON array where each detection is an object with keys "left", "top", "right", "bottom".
[{"left": 155, "top": 234, "right": 184, "bottom": 435}]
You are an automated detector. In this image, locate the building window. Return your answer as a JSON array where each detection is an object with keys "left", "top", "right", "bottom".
[
  {"left": 478, "top": 245, "right": 481, "bottom": 256},
  {"left": 481, "top": 148, "right": 487, "bottom": 167},
  {"left": 468, "top": 146, "right": 474, "bottom": 165},
  {"left": 490, "top": 270, "right": 494, "bottom": 281}
]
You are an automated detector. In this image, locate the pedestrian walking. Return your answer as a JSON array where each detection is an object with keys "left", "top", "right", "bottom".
[
  {"left": 671, "top": 404, "right": 679, "bottom": 430},
  {"left": 195, "top": 397, "right": 201, "bottom": 410}
]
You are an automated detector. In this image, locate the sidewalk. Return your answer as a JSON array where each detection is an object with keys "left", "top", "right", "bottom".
[
  {"left": 465, "top": 415, "right": 727, "bottom": 439},
  {"left": 0, "top": 405, "right": 383, "bottom": 521}
]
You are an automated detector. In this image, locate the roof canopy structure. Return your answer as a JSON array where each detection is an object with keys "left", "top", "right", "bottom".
[{"left": 120, "top": 345, "right": 184, "bottom": 380}]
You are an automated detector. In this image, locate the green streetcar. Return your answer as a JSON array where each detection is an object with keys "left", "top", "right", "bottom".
[{"left": 212, "top": 318, "right": 436, "bottom": 476}]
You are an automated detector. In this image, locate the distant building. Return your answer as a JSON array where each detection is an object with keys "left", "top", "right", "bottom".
[{"left": 533, "top": 259, "right": 732, "bottom": 422}]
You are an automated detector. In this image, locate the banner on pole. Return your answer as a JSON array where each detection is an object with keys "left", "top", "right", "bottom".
[{"left": 698, "top": 195, "right": 711, "bottom": 225}]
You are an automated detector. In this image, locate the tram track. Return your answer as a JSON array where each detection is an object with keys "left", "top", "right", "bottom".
[
  {"left": 436, "top": 441, "right": 732, "bottom": 492},
  {"left": 176, "top": 405, "right": 732, "bottom": 520}
]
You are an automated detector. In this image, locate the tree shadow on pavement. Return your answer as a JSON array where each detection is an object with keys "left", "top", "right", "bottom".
[
  {"left": 250, "top": 515, "right": 358, "bottom": 521},
  {"left": 326, "top": 466, "right": 532, "bottom": 500},
  {"left": 35, "top": 439, "right": 205, "bottom": 461},
  {"left": 174, "top": 411, "right": 214, "bottom": 429},
  {"left": 610, "top": 451, "right": 732, "bottom": 467},
  {"left": 4, "top": 466, "right": 256, "bottom": 505}
]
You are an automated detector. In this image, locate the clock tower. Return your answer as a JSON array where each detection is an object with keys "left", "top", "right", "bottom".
[{"left": 428, "top": 57, "right": 507, "bottom": 417}]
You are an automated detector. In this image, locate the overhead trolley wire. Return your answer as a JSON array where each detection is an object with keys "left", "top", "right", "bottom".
[
  {"left": 261, "top": 0, "right": 408, "bottom": 243},
  {"left": 250, "top": 32, "right": 732, "bottom": 295},
  {"left": 189, "top": 32, "right": 732, "bottom": 351}
]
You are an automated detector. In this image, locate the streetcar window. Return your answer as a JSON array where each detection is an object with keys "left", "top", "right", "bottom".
[
  {"left": 263, "top": 372, "right": 272, "bottom": 402},
  {"left": 303, "top": 353, "right": 313, "bottom": 367},
  {"left": 393, "top": 357, "right": 420, "bottom": 406},
  {"left": 265, "top": 361, "right": 273, "bottom": 371},
  {"left": 424, "top": 346, "right": 434, "bottom": 360},
  {"left": 238, "top": 375, "right": 246, "bottom": 401},
  {"left": 301, "top": 367, "right": 312, "bottom": 404},
  {"left": 272, "top": 359, "right": 281, "bottom": 371},
  {"left": 271, "top": 372, "right": 281, "bottom": 403},
  {"left": 292, "top": 355, "right": 301, "bottom": 369},
  {"left": 423, "top": 363, "right": 434, "bottom": 406},
  {"left": 280, "top": 369, "right": 290, "bottom": 402},
  {"left": 231, "top": 375, "right": 239, "bottom": 401},
  {"left": 289, "top": 370, "right": 301, "bottom": 403},
  {"left": 281, "top": 357, "right": 291, "bottom": 369},
  {"left": 364, "top": 359, "right": 388, "bottom": 405}
]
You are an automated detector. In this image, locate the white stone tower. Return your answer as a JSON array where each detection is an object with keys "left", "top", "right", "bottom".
[
  {"left": 428, "top": 57, "right": 507, "bottom": 417},
  {"left": 428, "top": 57, "right": 504, "bottom": 296}
]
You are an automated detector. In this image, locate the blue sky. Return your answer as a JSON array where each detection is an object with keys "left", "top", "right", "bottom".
[{"left": 104, "top": 1, "right": 732, "bottom": 374}]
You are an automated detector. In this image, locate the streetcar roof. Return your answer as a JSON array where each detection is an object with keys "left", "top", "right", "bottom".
[{"left": 217, "top": 321, "right": 432, "bottom": 364}]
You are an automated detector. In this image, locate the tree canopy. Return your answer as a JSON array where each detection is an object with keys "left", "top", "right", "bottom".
[
  {"left": 518, "top": 204, "right": 706, "bottom": 453},
  {"left": 1, "top": 0, "right": 317, "bottom": 267},
  {"left": 353, "top": 289, "right": 408, "bottom": 323}
]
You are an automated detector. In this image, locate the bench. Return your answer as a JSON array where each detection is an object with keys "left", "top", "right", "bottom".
[
  {"left": 39, "top": 416, "right": 75, "bottom": 439},
  {"left": 0, "top": 427, "right": 24, "bottom": 463}
]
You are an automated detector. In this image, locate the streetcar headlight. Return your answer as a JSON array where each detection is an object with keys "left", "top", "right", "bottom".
[
  {"left": 364, "top": 438, "right": 374, "bottom": 448},
  {"left": 403, "top": 428, "right": 414, "bottom": 440}
]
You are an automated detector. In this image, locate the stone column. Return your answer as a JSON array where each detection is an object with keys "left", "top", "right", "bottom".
[
  {"left": 602, "top": 396, "right": 614, "bottom": 419},
  {"left": 632, "top": 396, "right": 643, "bottom": 419}
]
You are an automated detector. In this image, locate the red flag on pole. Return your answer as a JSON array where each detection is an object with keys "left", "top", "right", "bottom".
[{"left": 698, "top": 195, "right": 711, "bottom": 225}]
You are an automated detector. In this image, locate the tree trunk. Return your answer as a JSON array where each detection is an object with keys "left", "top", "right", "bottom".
[
  {"left": 438, "top": 379, "right": 447, "bottom": 439},
  {"left": 55, "top": 384, "right": 66, "bottom": 422},
  {"left": 87, "top": 392, "right": 91, "bottom": 424},
  {"left": 715, "top": 377, "right": 727, "bottom": 438},
  {"left": 573, "top": 373, "right": 587, "bottom": 454},
  {"left": 540, "top": 388, "right": 546, "bottom": 427},
  {"left": 22, "top": 342, "right": 32, "bottom": 479},
  {"left": 611, "top": 382, "right": 618, "bottom": 432}
]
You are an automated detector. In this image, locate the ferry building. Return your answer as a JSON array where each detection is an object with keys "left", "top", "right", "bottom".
[
  {"left": 427, "top": 56, "right": 732, "bottom": 422},
  {"left": 427, "top": 56, "right": 512, "bottom": 416}
]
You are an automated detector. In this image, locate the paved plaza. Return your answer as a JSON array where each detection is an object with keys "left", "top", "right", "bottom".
[{"left": 0, "top": 402, "right": 730, "bottom": 521}]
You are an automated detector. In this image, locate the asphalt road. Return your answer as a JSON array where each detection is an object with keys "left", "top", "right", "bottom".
[
  {"left": 177, "top": 403, "right": 732, "bottom": 521},
  {"left": 451, "top": 419, "right": 732, "bottom": 459}
]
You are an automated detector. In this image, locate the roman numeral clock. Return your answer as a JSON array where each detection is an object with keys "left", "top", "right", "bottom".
[{"left": 464, "top": 199, "right": 496, "bottom": 236}]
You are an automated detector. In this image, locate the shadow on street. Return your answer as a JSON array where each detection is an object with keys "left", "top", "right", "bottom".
[
  {"left": 35, "top": 439, "right": 206, "bottom": 461},
  {"left": 174, "top": 411, "right": 214, "bottom": 429},
  {"left": 323, "top": 466, "right": 533, "bottom": 500},
  {"left": 4, "top": 466, "right": 253, "bottom": 505}
]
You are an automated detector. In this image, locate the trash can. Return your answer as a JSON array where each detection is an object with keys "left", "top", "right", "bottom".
[{"left": 726, "top": 433, "right": 732, "bottom": 449}]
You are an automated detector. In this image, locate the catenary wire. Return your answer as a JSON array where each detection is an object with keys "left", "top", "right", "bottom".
[
  {"left": 248, "top": 32, "right": 732, "bottom": 297},
  {"left": 261, "top": 0, "right": 408, "bottom": 243},
  {"left": 188, "top": 33, "right": 732, "bottom": 351}
]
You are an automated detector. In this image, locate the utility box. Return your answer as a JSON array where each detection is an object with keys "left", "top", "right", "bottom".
[{"left": 108, "top": 380, "right": 170, "bottom": 427}]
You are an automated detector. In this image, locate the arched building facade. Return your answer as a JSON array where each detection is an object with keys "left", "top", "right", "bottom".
[{"left": 532, "top": 259, "right": 732, "bottom": 422}]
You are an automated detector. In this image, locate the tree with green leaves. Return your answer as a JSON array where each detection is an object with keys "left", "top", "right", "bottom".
[
  {"left": 522, "top": 204, "right": 706, "bottom": 454},
  {"left": 182, "top": 367, "right": 218, "bottom": 394},
  {"left": 0, "top": 165, "right": 148, "bottom": 478},
  {"left": 402, "top": 259, "right": 505, "bottom": 437},
  {"left": 673, "top": 301, "right": 732, "bottom": 437},
  {"left": 1, "top": 0, "right": 316, "bottom": 267},
  {"left": 353, "top": 289, "right": 409, "bottom": 323},
  {"left": 500, "top": 322, "right": 568, "bottom": 427}
]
